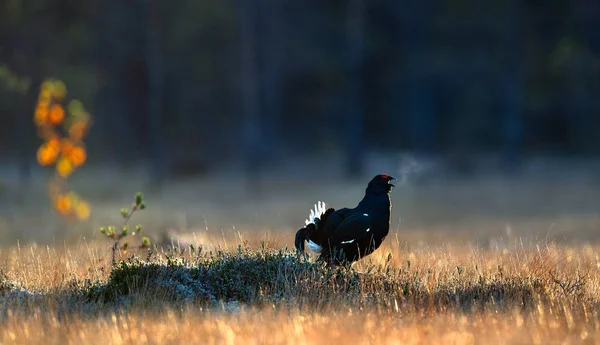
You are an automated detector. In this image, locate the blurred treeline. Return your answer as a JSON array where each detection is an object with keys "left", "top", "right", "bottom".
[{"left": 1, "top": 0, "right": 599, "bottom": 180}]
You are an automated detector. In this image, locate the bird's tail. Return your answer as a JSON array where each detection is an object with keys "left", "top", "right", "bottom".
[
  {"left": 316, "top": 207, "right": 335, "bottom": 232},
  {"left": 295, "top": 223, "right": 317, "bottom": 253},
  {"left": 296, "top": 201, "right": 327, "bottom": 253},
  {"left": 294, "top": 227, "right": 308, "bottom": 253},
  {"left": 305, "top": 201, "right": 327, "bottom": 226}
]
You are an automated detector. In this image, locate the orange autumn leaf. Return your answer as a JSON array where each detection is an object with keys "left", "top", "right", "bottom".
[
  {"left": 38, "top": 88, "right": 52, "bottom": 104},
  {"left": 37, "top": 143, "right": 59, "bottom": 166},
  {"left": 56, "top": 157, "right": 74, "bottom": 178},
  {"left": 34, "top": 79, "right": 93, "bottom": 223},
  {"left": 47, "top": 137, "right": 61, "bottom": 151},
  {"left": 49, "top": 104, "right": 65, "bottom": 125},
  {"left": 34, "top": 106, "right": 49, "bottom": 126},
  {"left": 69, "top": 146, "right": 87, "bottom": 167},
  {"left": 75, "top": 201, "right": 91, "bottom": 220},
  {"left": 61, "top": 139, "right": 74, "bottom": 155},
  {"left": 68, "top": 122, "right": 88, "bottom": 141},
  {"left": 55, "top": 194, "right": 72, "bottom": 215}
]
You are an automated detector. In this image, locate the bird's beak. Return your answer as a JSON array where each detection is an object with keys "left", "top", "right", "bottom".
[{"left": 388, "top": 176, "right": 397, "bottom": 187}]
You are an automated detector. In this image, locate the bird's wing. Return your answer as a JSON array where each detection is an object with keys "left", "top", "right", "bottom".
[
  {"left": 320, "top": 207, "right": 352, "bottom": 237},
  {"left": 328, "top": 212, "right": 372, "bottom": 245}
]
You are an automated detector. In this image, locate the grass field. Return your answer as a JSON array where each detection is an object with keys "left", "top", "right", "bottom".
[
  {"left": 1, "top": 163, "right": 600, "bottom": 344},
  {"left": 1, "top": 237, "right": 599, "bottom": 344}
]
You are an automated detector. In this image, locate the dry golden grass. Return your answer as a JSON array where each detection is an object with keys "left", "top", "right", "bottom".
[
  {"left": 2, "top": 168, "right": 600, "bottom": 344},
  {"left": 1, "top": 235, "right": 599, "bottom": 345},
  {"left": 2, "top": 307, "right": 596, "bottom": 345}
]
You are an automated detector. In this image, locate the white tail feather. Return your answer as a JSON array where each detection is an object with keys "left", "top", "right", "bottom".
[
  {"left": 307, "top": 240, "right": 323, "bottom": 253},
  {"left": 305, "top": 201, "right": 327, "bottom": 226}
]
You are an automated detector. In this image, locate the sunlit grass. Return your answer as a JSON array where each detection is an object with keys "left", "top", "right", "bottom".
[
  {"left": 1, "top": 307, "right": 595, "bottom": 345},
  {"left": 0, "top": 233, "right": 599, "bottom": 344}
]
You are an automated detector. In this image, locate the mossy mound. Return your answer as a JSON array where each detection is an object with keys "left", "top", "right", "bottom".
[
  {"left": 87, "top": 248, "right": 345, "bottom": 306},
  {"left": 84, "top": 247, "right": 575, "bottom": 313}
]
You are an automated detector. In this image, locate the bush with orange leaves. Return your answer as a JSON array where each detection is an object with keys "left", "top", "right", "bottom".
[{"left": 34, "top": 79, "right": 92, "bottom": 222}]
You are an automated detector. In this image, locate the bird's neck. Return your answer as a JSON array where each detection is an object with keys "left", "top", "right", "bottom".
[{"left": 358, "top": 192, "right": 391, "bottom": 213}]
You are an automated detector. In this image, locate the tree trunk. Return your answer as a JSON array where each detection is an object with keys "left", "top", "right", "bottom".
[
  {"left": 239, "top": 0, "right": 262, "bottom": 193},
  {"left": 145, "top": 0, "right": 165, "bottom": 185},
  {"left": 396, "top": 1, "right": 436, "bottom": 153},
  {"left": 16, "top": 38, "right": 37, "bottom": 188},
  {"left": 344, "top": 0, "right": 365, "bottom": 178},
  {"left": 260, "top": 0, "right": 284, "bottom": 161},
  {"left": 502, "top": 0, "right": 524, "bottom": 169}
]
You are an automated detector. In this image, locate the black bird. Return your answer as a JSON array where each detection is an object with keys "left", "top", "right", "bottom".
[{"left": 295, "top": 174, "right": 396, "bottom": 265}]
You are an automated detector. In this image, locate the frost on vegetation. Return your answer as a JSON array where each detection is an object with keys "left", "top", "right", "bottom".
[
  {"left": 85, "top": 247, "right": 356, "bottom": 307},
  {"left": 0, "top": 273, "right": 37, "bottom": 306},
  {"left": 1, "top": 247, "right": 587, "bottom": 314},
  {"left": 85, "top": 246, "right": 564, "bottom": 312}
]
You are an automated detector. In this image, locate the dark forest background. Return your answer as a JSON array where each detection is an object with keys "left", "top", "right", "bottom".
[{"left": 1, "top": 0, "right": 600, "bottom": 183}]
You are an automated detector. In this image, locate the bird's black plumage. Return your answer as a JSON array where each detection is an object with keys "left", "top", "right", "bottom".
[{"left": 295, "top": 174, "right": 396, "bottom": 265}]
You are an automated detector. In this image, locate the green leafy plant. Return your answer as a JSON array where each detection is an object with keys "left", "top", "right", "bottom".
[{"left": 99, "top": 192, "right": 151, "bottom": 265}]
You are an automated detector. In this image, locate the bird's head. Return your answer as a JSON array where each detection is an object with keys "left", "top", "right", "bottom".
[{"left": 366, "top": 174, "right": 397, "bottom": 194}]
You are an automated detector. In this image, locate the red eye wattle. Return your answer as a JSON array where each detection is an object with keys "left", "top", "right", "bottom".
[{"left": 380, "top": 174, "right": 389, "bottom": 179}]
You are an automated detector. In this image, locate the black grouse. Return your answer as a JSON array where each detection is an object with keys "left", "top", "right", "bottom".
[{"left": 294, "top": 174, "right": 396, "bottom": 265}]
